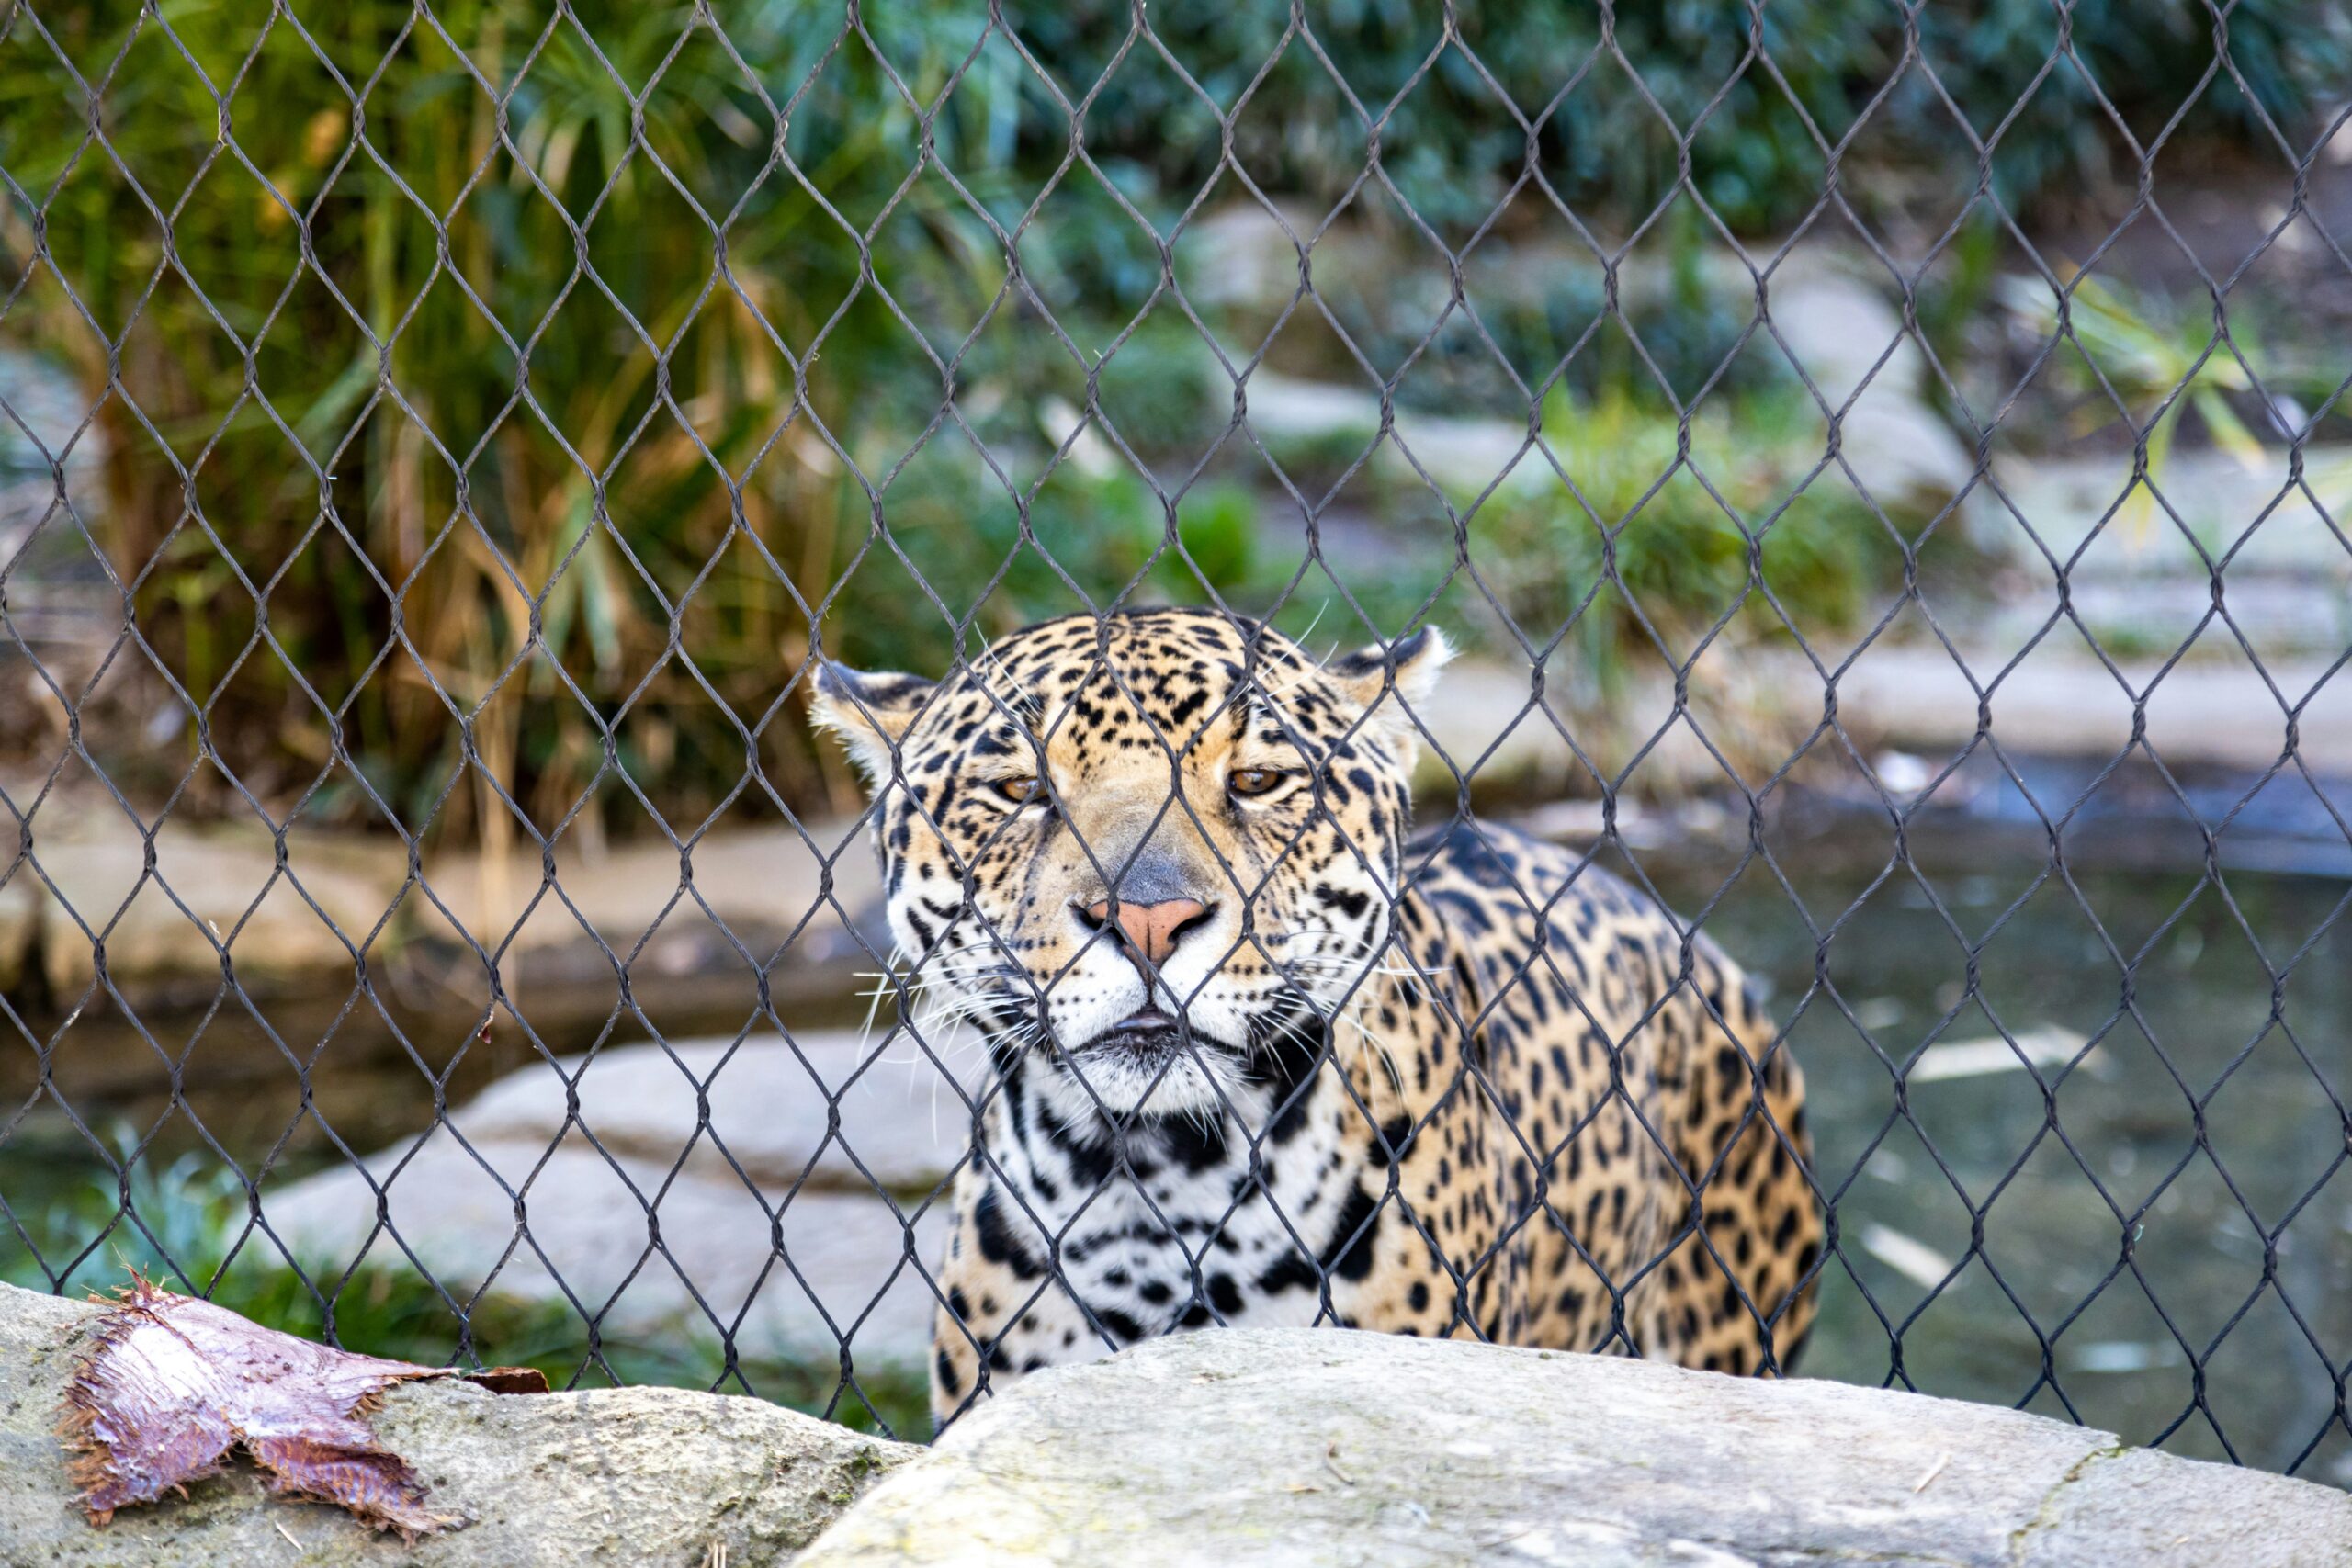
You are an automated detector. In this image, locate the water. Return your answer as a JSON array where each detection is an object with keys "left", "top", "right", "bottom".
[
  {"left": 1639, "top": 839, "right": 2352, "bottom": 1483},
  {"left": 5, "top": 807, "right": 2348, "bottom": 1482}
]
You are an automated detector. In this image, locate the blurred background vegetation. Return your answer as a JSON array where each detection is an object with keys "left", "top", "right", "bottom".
[{"left": 2, "top": 0, "right": 2346, "bottom": 841}]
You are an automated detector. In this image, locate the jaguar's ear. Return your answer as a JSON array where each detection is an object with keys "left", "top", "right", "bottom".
[
  {"left": 1330, "top": 625, "right": 1453, "bottom": 711},
  {"left": 808, "top": 659, "right": 935, "bottom": 789},
  {"left": 1329, "top": 625, "right": 1453, "bottom": 758}
]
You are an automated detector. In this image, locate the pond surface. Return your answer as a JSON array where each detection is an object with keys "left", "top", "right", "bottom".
[
  {"left": 5, "top": 784, "right": 2348, "bottom": 1483},
  {"left": 1640, "top": 846, "right": 2352, "bottom": 1485}
]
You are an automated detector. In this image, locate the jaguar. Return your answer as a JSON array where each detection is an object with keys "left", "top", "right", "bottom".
[{"left": 811, "top": 606, "right": 1820, "bottom": 1426}]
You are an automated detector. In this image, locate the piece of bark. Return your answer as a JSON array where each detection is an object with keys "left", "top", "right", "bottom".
[{"left": 60, "top": 1278, "right": 547, "bottom": 1540}]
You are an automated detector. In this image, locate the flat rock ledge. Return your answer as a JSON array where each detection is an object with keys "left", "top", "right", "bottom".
[
  {"left": 0, "top": 1283, "right": 915, "bottom": 1567},
  {"left": 805, "top": 1329, "right": 2351, "bottom": 1568},
  {"left": 6, "top": 1286, "right": 2347, "bottom": 1568}
]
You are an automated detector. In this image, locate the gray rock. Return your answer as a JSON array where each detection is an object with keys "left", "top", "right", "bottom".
[
  {"left": 1173, "top": 201, "right": 1315, "bottom": 309},
  {"left": 263, "top": 1131, "right": 952, "bottom": 1368},
  {"left": 449, "top": 1028, "right": 985, "bottom": 1194},
  {"left": 1235, "top": 369, "right": 1540, "bottom": 497},
  {"left": 10, "top": 814, "right": 884, "bottom": 998},
  {"left": 8, "top": 1290, "right": 2342, "bottom": 1567},
  {"left": 1990, "top": 444, "right": 2352, "bottom": 577},
  {"left": 1769, "top": 255, "right": 1979, "bottom": 509},
  {"left": 1409, "top": 654, "right": 1817, "bottom": 801},
  {"left": 1822, "top": 642, "right": 2352, "bottom": 774},
  {"left": 2025, "top": 1445, "right": 2348, "bottom": 1566},
  {"left": 25, "top": 818, "right": 407, "bottom": 997},
  {"left": 797, "top": 1328, "right": 2352, "bottom": 1567},
  {"left": 1984, "top": 445, "right": 2352, "bottom": 660},
  {"left": 260, "top": 1027, "right": 981, "bottom": 1367},
  {"left": 417, "top": 821, "right": 881, "bottom": 962},
  {"left": 0, "top": 1282, "right": 916, "bottom": 1568},
  {"left": 1430, "top": 632, "right": 2352, "bottom": 792}
]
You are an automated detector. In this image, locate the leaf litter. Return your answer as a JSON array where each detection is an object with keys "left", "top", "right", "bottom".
[{"left": 60, "top": 1276, "right": 546, "bottom": 1540}]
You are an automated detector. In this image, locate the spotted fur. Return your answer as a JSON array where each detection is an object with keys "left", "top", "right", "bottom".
[{"left": 812, "top": 608, "right": 1820, "bottom": 1426}]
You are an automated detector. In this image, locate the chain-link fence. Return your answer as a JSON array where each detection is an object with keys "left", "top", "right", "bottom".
[{"left": 3, "top": 0, "right": 2350, "bottom": 1480}]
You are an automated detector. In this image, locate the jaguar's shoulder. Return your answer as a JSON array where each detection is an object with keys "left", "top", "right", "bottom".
[{"left": 1405, "top": 817, "right": 1645, "bottom": 912}]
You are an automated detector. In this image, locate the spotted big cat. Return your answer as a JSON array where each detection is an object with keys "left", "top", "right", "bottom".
[{"left": 811, "top": 606, "right": 1820, "bottom": 1425}]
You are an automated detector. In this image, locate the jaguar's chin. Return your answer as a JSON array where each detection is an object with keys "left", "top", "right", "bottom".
[{"left": 1052, "top": 1008, "right": 1242, "bottom": 1121}]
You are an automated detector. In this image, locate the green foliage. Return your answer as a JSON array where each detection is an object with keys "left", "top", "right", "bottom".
[
  {"left": 1, "top": 1142, "right": 930, "bottom": 1437},
  {"left": 819, "top": 443, "right": 1262, "bottom": 680},
  {"left": 0, "top": 0, "right": 2332, "bottom": 836},
  {"left": 1903, "top": 1, "right": 2339, "bottom": 208},
  {"left": 1016, "top": 0, "right": 2346, "bottom": 243},
  {"left": 1301, "top": 205, "right": 1791, "bottom": 420},
  {"left": 1461, "top": 386, "right": 1907, "bottom": 674},
  {"left": 2000, "top": 269, "right": 2268, "bottom": 540}
]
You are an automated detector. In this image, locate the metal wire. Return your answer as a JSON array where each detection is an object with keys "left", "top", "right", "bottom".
[{"left": 0, "top": 0, "right": 2346, "bottom": 1476}]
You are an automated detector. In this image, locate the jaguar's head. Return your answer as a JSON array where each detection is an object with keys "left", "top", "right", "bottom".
[{"left": 812, "top": 607, "right": 1449, "bottom": 1121}]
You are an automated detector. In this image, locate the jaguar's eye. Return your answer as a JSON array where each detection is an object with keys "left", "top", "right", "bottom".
[
  {"left": 991, "top": 774, "right": 1044, "bottom": 806},
  {"left": 1228, "top": 767, "right": 1296, "bottom": 799}
]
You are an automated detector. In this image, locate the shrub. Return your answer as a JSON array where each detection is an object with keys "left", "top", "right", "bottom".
[
  {"left": 1460, "top": 384, "right": 1910, "bottom": 676},
  {"left": 1, "top": 0, "right": 2329, "bottom": 837}
]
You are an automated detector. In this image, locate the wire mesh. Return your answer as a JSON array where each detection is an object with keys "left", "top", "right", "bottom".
[{"left": 0, "top": 0, "right": 2348, "bottom": 1478}]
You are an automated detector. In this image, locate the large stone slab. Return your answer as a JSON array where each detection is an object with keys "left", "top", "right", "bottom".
[
  {"left": 449, "top": 1027, "right": 985, "bottom": 1193},
  {"left": 1769, "top": 254, "right": 1979, "bottom": 509},
  {"left": 8, "top": 1288, "right": 2345, "bottom": 1566},
  {"left": 1232, "top": 370, "right": 1540, "bottom": 497},
  {"left": 1411, "top": 655, "right": 1817, "bottom": 800},
  {"left": 1827, "top": 642, "right": 2352, "bottom": 774},
  {"left": 0, "top": 1283, "right": 916, "bottom": 1568},
  {"left": 416, "top": 821, "right": 881, "bottom": 962},
  {"left": 799, "top": 1328, "right": 2352, "bottom": 1567},
  {"left": 4, "top": 811, "right": 883, "bottom": 998},
  {"left": 265, "top": 1134, "right": 952, "bottom": 1370},
  {"left": 261, "top": 1028, "right": 981, "bottom": 1367},
  {"left": 1991, "top": 444, "right": 2352, "bottom": 578},
  {"left": 22, "top": 814, "right": 407, "bottom": 997},
  {"left": 1982, "top": 445, "right": 2352, "bottom": 660},
  {"left": 1429, "top": 637, "right": 2352, "bottom": 792}
]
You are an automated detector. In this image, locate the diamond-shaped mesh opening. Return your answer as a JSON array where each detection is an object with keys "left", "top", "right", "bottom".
[{"left": 1, "top": 0, "right": 2347, "bottom": 1476}]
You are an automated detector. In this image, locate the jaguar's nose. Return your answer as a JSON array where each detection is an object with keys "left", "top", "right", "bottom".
[{"left": 1074, "top": 897, "right": 1216, "bottom": 970}]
